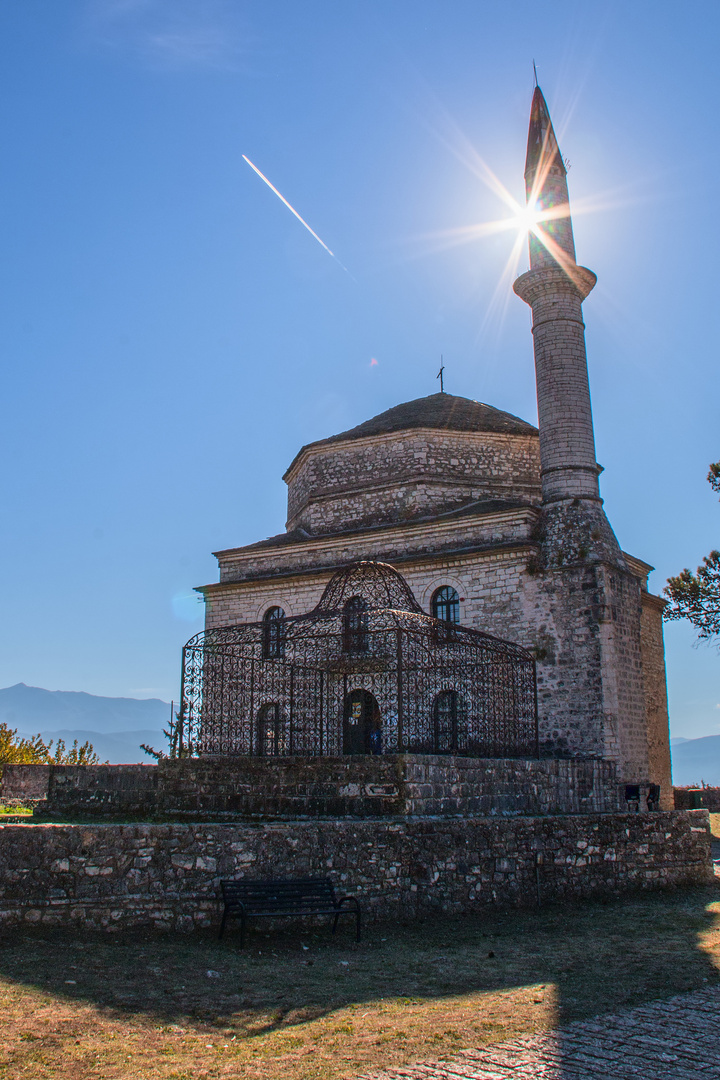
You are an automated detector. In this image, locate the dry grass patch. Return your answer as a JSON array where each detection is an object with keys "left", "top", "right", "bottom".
[{"left": 1, "top": 884, "right": 719, "bottom": 1079}]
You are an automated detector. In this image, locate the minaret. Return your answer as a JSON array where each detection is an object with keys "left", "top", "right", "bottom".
[
  {"left": 511, "top": 85, "right": 667, "bottom": 801},
  {"left": 513, "top": 86, "right": 602, "bottom": 510}
]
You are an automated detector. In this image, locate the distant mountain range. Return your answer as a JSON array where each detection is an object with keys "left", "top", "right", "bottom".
[
  {"left": 671, "top": 734, "right": 720, "bottom": 787},
  {"left": 0, "top": 683, "right": 170, "bottom": 764}
]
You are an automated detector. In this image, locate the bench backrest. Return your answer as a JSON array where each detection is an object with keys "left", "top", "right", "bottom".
[{"left": 221, "top": 877, "right": 337, "bottom": 912}]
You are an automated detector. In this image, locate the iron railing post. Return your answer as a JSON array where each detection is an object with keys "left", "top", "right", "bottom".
[
  {"left": 533, "top": 659, "right": 540, "bottom": 758},
  {"left": 178, "top": 647, "right": 186, "bottom": 754},
  {"left": 249, "top": 657, "right": 255, "bottom": 755},
  {"left": 396, "top": 627, "right": 404, "bottom": 751}
]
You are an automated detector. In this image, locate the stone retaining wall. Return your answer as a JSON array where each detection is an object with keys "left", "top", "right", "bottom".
[
  {"left": 26, "top": 755, "right": 622, "bottom": 820},
  {"left": 0, "top": 811, "right": 710, "bottom": 931}
]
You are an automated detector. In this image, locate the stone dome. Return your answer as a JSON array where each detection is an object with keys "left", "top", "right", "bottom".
[
  {"left": 283, "top": 393, "right": 541, "bottom": 536},
  {"left": 286, "top": 393, "right": 536, "bottom": 474}
]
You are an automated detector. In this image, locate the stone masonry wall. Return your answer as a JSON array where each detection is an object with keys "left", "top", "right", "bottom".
[
  {"left": 641, "top": 593, "right": 673, "bottom": 800},
  {"left": 0, "top": 811, "right": 710, "bottom": 931},
  {"left": 595, "top": 563, "right": 650, "bottom": 783},
  {"left": 33, "top": 755, "right": 621, "bottom": 821},
  {"left": 285, "top": 429, "right": 540, "bottom": 534}
]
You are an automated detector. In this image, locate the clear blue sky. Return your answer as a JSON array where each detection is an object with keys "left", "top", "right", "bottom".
[{"left": 1, "top": 1, "right": 717, "bottom": 738}]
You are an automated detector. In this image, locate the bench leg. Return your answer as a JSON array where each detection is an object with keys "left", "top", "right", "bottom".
[
  {"left": 332, "top": 908, "right": 360, "bottom": 942},
  {"left": 219, "top": 909, "right": 228, "bottom": 941},
  {"left": 240, "top": 913, "right": 246, "bottom": 950}
]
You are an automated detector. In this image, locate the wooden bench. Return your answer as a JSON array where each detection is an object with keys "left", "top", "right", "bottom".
[{"left": 219, "top": 877, "right": 361, "bottom": 946}]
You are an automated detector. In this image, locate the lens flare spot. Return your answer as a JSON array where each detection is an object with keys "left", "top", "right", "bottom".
[{"left": 172, "top": 593, "right": 203, "bottom": 623}]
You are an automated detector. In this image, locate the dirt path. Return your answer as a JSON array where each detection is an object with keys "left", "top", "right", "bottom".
[{"left": 361, "top": 985, "right": 720, "bottom": 1079}]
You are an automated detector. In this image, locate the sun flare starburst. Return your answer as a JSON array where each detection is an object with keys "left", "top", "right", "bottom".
[{"left": 410, "top": 126, "right": 637, "bottom": 350}]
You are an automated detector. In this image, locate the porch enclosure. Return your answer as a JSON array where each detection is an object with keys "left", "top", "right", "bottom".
[{"left": 180, "top": 562, "right": 538, "bottom": 759}]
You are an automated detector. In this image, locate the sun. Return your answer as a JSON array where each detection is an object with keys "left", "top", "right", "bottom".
[{"left": 514, "top": 200, "right": 542, "bottom": 236}]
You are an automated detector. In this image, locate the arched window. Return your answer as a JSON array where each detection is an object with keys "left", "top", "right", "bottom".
[
  {"left": 432, "top": 586, "right": 460, "bottom": 625},
  {"left": 257, "top": 702, "right": 285, "bottom": 756},
  {"left": 432, "top": 690, "right": 467, "bottom": 753},
  {"left": 343, "top": 596, "right": 368, "bottom": 654},
  {"left": 262, "top": 606, "right": 286, "bottom": 659}
]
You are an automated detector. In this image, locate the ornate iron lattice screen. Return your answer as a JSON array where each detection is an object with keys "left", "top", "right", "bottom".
[{"left": 180, "top": 561, "right": 538, "bottom": 758}]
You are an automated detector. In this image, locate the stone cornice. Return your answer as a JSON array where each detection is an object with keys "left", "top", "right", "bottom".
[
  {"left": 287, "top": 471, "right": 540, "bottom": 529},
  {"left": 641, "top": 591, "right": 668, "bottom": 611},
  {"left": 623, "top": 551, "right": 656, "bottom": 590},
  {"left": 202, "top": 505, "right": 539, "bottom": 592},
  {"left": 214, "top": 504, "right": 538, "bottom": 563},
  {"left": 198, "top": 536, "right": 539, "bottom": 593}
]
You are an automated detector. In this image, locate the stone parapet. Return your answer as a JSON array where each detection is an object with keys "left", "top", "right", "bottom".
[
  {"left": 32, "top": 755, "right": 623, "bottom": 821},
  {"left": 0, "top": 764, "right": 51, "bottom": 802},
  {"left": 0, "top": 811, "right": 711, "bottom": 930},
  {"left": 675, "top": 787, "right": 720, "bottom": 811}
]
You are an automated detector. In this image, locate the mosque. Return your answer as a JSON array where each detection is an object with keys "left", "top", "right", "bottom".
[{"left": 181, "top": 86, "right": 672, "bottom": 811}]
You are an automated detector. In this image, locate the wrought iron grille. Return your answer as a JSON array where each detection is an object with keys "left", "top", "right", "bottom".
[{"left": 180, "top": 561, "right": 538, "bottom": 758}]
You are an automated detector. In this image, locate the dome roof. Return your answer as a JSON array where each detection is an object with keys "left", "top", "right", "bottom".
[
  {"left": 314, "top": 561, "right": 425, "bottom": 615},
  {"left": 286, "top": 393, "right": 536, "bottom": 476}
]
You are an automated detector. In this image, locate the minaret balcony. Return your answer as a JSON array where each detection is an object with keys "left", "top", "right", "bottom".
[{"left": 513, "top": 263, "right": 597, "bottom": 305}]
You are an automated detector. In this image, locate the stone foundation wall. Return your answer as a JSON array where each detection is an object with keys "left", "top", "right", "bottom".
[
  {"left": 0, "top": 811, "right": 710, "bottom": 931},
  {"left": 31, "top": 755, "right": 621, "bottom": 821},
  {"left": 401, "top": 756, "right": 620, "bottom": 815}
]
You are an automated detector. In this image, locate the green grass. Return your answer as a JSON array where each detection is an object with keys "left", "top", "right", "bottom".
[{"left": 1, "top": 883, "right": 719, "bottom": 1079}]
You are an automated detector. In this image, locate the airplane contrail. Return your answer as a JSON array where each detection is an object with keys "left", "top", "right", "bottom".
[{"left": 242, "top": 154, "right": 352, "bottom": 277}]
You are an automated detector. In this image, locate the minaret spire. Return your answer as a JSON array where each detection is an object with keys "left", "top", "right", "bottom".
[
  {"left": 524, "top": 85, "right": 576, "bottom": 271},
  {"left": 514, "top": 85, "right": 604, "bottom": 515}
]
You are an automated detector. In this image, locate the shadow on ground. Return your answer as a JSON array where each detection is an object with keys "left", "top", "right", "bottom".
[{"left": 1, "top": 882, "right": 720, "bottom": 1078}]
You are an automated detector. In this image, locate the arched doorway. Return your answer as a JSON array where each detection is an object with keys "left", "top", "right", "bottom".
[{"left": 343, "top": 689, "right": 382, "bottom": 755}]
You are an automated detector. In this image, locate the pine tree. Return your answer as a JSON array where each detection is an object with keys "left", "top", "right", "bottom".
[{"left": 664, "top": 462, "right": 720, "bottom": 644}]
